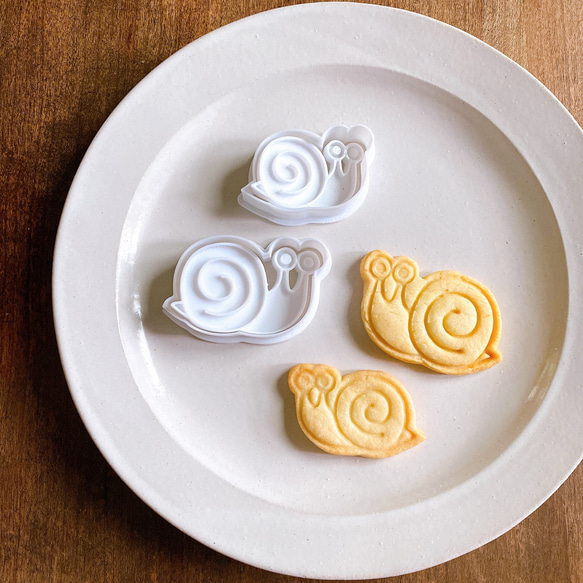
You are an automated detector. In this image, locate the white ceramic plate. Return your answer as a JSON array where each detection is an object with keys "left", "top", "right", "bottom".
[{"left": 53, "top": 3, "right": 583, "bottom": 579}]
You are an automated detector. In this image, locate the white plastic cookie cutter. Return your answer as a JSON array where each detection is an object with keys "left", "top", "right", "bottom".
[
  {"left": 238, "top": 124, "right": 375, "bottom": 225},
  {"left": 163, "top": 236, "right": 331, "bottom": 344}
]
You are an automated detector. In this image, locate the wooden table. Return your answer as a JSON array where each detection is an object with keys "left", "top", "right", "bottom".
[{"left": 2, "top": 1, "right": 582, "bottom": 581}]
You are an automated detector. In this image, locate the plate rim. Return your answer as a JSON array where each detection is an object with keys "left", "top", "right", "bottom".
[{"left": 53, "top": 3, "right": 583, "bottom": 578}]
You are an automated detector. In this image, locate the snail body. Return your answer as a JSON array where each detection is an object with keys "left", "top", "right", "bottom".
[
  {"left": 360, "top": 250, "right": 502, "bottom": 375},
  {"left": 288, "top": 364, "right": 425, "bottom": 458},
  {"left": 163, "top": 236, "right": 331, "bottom": 344},
  {"left": 239, "top": 125, "right": 375, "bottom": 225}
]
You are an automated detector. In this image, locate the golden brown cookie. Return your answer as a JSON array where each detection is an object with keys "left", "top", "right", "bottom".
[
  {"left": 288, "top": 364, "right": 425, "bottom": 458},
  {"left": 360, "top": 250, "right": 502, "bottom": 375}
]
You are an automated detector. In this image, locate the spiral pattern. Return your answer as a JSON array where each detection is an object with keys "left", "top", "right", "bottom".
[
  {"left": 179, "top": 242, "right": 267, "bottom": 333},
  {"left": 256, "top": 136, "right": 328, "bottom": 207},
  {"left": 336, "top": 375, "right": 406, "bottom": 450},
  {"left": 409, "top": 273, "right": 496, "bottom": 367}
]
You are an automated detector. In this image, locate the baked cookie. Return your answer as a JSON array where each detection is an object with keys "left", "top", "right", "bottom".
[
  {"left": 288, "top": 364, "right": 425, "bottom": 458},
  {"left": 360, "top": 250, "right": 502, "bottom": 375}
]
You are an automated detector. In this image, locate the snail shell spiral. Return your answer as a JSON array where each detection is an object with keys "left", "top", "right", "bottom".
[
  {"left": 254, "top": 136, "right": 328, "bottom": 207},
  {"left": 179, "top": 242, "right": 267, "bottom": 333},
  {"left": 335, "top": 373, "right": 406, "bottom": 452},
  {"left": 410, "top": 272, "right": 499, "bottom": 372}
]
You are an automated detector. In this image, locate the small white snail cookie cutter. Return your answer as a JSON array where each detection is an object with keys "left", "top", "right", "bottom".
[
  {"left": 238, "top": 124, "right": 375, "bottom": 226},
  {"left": 163, "top": 235, "right": 331, "bottom": 344}
]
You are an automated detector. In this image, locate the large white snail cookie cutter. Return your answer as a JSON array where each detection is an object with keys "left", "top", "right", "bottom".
[
  {"left": 163, "top": 236, "right": 331, "bottom": 344},
  {"left": 238, "top": 124, "right": 375, "bottom": 226}
]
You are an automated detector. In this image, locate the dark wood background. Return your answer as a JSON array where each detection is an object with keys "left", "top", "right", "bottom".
[{"left": 2, "top": 1, "right": 582, "bottom": 581}]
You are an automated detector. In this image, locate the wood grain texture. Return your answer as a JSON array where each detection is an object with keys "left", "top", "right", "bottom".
[{"left": 1, "top": 1, "right": 582, "bottom": 581}]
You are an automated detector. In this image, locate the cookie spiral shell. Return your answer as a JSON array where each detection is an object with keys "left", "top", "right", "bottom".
[
  {"left": 410, "top": 272, "right": 498, "bottom": 371},
  {"left": 335, "top": 374, "right": 406, "bottom": 452}
]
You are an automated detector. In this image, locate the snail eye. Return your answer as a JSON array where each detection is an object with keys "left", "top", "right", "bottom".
[
  {"left": 346, "top": 142, "right": 365, "bottom": 162},
  {"left": 324, "top": 139, "right": 346, "bottom": 161},
  {"left": 298, "top": 249, "right": 323, "bottom": 274},
  {"left": 392, "top": 258, "right": 418, "bottom": 284},
  {"left": 295, "top": 372, "right": 314, "bottom": 392},
  {"left": 370, "top": 256, "right": 392, "bottom": 279},
  {"left": 316, "top": 372, "right": 335, "bottom": 391},
  {"left": 272, "top": 247, "right": 298, "bottom": 271}
]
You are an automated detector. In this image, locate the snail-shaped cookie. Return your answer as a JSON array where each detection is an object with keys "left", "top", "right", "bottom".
[
  {"left": 163, "top": 236, "right": 331, "bottom": 344},
  {"left": 239, "top": 125, "right": 375, "bottom": 225},
  {"left": 288, "top": 364, "right": 425, "bottom": 458},
  {"left": 360, "top": 251, "right": 502, "bottom": 374}
]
